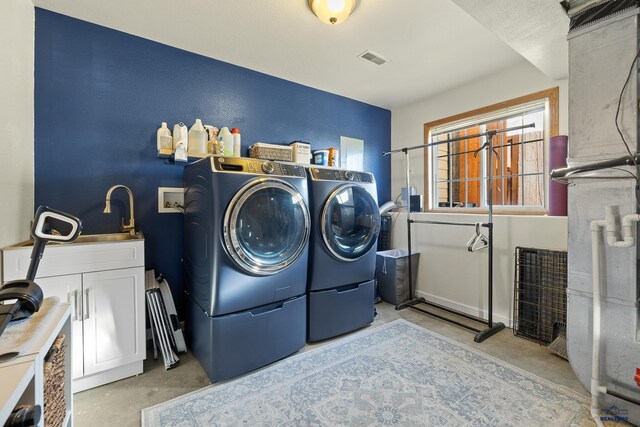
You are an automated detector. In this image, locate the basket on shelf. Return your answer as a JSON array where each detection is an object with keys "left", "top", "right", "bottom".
[
  {"left": 248, "top": 143, "right": 293, "bottom": 162},
  {"left": 43, "top": 334, "right": 66, "bottom": 427}
]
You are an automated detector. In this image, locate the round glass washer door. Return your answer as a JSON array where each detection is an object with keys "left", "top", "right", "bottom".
[
  {"left": 322, "top": 184, "right": 381, "bottom": 261},
  {"left": 224, "top": 178, "right": 310, "bottom": 276}
]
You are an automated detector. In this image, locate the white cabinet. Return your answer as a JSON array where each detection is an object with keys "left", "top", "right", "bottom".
[
  {"left": 82, "top": 268, "right": 145, "bottom": 376},
  {"left": 1, "top": 238, "right": 145, "bottom": 392}
]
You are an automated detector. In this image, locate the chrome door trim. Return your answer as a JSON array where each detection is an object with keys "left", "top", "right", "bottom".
[
  {"left": 223, "top": 178, "right": 310, "bottom": 276},
  {"left": 321, "top": 183, "right": 380, "bottom": 262}
]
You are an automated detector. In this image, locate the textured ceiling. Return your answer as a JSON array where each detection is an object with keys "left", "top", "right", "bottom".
[
  {"left": 450, "top": 0, "right": 570, "bottom": 81},
  {"left": 32, "top": 0, "right": 568, "bottom": 109}
]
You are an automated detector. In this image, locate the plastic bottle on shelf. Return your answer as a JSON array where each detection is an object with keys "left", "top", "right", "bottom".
[
  {"left": 218, "top": 127, "right": 234, "bottom": 156},
  {"left": 172, "top": 122, "right": 188, "bottom": 151},
  {"left": 188, "top": 119, "right": 207, "bottom": 154},
  {"left": 204, "top": 126, "right": 220, "bottom": 155},
  {"left": 156, "top": 122, "right": 172, "bottom": 151},
  {"left": 231, "top": 128, "right": 241, "bottom": 157}
]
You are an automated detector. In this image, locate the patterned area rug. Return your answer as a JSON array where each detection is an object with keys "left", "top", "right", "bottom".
[{"left": 142, "top": 319, "right": 590, "bottom": 426}]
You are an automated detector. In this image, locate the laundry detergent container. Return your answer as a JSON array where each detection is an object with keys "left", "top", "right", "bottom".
[{"left": 376, "top": 249, "right": 420, "bottom": 305}]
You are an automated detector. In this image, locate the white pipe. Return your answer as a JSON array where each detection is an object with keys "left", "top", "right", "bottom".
[
  {"left": 589, "top": 210, "right": 640, "bottom": 426},
  {"left": 619, "top": 214, "right": 640, "bottom": 247},
  {"left": 590, "top": 219, "right": 607, "bottom": 427}
]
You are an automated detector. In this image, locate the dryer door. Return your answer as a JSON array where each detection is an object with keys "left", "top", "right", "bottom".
[
  {"left": 321, "top": 184, "right": 381, "bottom": 261},
  {"left": 224, "top": 178, "right": 310, "bottom": 276}
]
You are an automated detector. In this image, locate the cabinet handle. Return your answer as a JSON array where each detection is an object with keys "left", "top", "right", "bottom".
[
  {"left": 72, "top": 290, "right": 80, "bottom": 321},
  {"left": 83, "top": 289, "right": 89, "bottom": 320},
  {"left": 76, "top": 290, "right": 81, "bottom": 321}
]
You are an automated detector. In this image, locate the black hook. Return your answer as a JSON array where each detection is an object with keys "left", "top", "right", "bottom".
[{"left": 472, "top": 142, "right": 500, "bottom": 160}]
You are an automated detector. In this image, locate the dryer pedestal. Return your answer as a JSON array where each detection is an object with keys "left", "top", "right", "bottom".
[
  {"left": 187, "top": 294, "right": 306, "bottom": 382},
  {"left": 308, "top": 280, "right": 375, "bottom": 342}
]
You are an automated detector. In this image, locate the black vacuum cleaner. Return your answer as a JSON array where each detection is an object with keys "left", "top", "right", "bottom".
[{"left": 0, "top": 206, "right": 82, "bottom": 339}]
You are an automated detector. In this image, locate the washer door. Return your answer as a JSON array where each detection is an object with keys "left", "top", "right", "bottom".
[
  {"left": 224, "top": 178, "right": 310, "bottom": 276},
  {"left": 322, "top": 184, "right": 381, "bottom": 261}
]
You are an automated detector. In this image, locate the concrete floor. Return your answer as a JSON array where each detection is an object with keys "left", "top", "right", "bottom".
[{"left": 73, "top": 302, "right": 587, "bottom": 426}]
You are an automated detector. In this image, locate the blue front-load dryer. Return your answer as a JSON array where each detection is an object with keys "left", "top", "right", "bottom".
[
  {"left": 306, "top": 166, "right": 381, "bottom": 342},
  {"left": 184, "top": 156, "right": 310, "bottom": 382}
]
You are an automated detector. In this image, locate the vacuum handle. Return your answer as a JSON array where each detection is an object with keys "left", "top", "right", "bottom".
[{"left": 26, "top": 206, "right": 82, "bottom": 281}]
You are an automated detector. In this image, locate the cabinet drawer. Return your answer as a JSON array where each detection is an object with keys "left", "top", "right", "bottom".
[{"left": 2, "top": 240, "right": 144, "bottom": 281}]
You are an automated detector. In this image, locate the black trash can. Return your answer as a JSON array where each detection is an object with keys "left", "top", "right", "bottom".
[
  {"left": 377, "top": 215, "right": 392, "bottom": 251},
  {"left": 375, "top": 249, "right": 420, "bottom": 305}
]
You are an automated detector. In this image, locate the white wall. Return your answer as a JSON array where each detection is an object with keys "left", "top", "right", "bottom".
[
  {"left": 389, "top": 212, "right": 567, "bottom": 325},
  {"left": 0, "top": 0, "right": 34, "bottom": 248},
  {"left": 388, "top": 60, "right": 569, "bottom": 326}
]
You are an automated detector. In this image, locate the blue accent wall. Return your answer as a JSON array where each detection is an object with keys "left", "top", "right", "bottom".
[{"left": 34, "top": 9, "right": 391, "bottom": 311}]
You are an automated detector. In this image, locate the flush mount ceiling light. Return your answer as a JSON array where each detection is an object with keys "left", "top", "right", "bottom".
[{"left": 308, "top": 0, "right": 357, "bottom": 25}]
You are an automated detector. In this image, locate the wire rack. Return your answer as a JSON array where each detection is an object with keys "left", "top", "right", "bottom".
[{"left": 513, "top": 247, "right": 568, "bottom": 344}]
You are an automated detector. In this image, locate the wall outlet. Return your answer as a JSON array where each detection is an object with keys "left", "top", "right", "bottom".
[{"left": 158, "top": 187, "right": 184, "bottom": 213}]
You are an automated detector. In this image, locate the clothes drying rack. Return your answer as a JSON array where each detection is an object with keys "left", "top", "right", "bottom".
[{"left": 383, "top": 123, "right": 534, "bottom": 342}]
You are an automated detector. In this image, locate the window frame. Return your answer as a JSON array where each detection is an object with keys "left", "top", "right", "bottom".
[{"left": 423, "top": 87, "right": 559, "bottom": 215}]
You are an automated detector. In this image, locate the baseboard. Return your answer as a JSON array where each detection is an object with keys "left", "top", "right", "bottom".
[
  {"left": 73, "top": 361, "right": 143, "bottom": 393},
  {"left": 414, "top": 290, "right": 512, "bottom": 328}
]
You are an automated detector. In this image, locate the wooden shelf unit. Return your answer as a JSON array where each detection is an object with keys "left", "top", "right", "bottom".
[{"left": 0, "top": 303, "right": 72, "bottom": 427}]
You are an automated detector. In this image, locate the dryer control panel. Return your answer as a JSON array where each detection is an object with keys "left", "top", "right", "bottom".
[
  {"left": 309, "top": 167, "right": 375, "bottom": 183},
  {"left": 212, "top": 156, "right": 306, "bottom": 178}
]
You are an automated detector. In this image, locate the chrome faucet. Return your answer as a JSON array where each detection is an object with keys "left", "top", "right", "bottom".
[{"left": 103, "top": 185, "right": 136, "bottom": 236}]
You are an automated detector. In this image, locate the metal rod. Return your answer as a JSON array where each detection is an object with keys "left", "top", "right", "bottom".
[
  {"left": 409, "top": 219, "right": 489, "bottom": 228},
  {"left": 487, "top": 131, "right": 494, "bottom": 327},
  {"left": 383, "top": 123, "right": 535, "bottom": 155},
  {"left": 437, "top": 137, "right": 543, "bottom": 159},
  {"left": 405, "top": 148, "right": 414, "bottom": 302},
  {"left": 408, "top": 305, "right": 482, "bottom": 333},
  {"left": 550, "top": 152, "right": 640, "bottom": 180},
  {"left": 419, "top": 299, "right": 489, "bottom": 325},
  {"left": 437, "top": 171, "right": 543, "bottom": 183}
]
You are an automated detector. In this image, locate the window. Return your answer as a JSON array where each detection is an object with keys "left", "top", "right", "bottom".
[{"left": 425, "top": 88, "right": 559, "bottom": 213}]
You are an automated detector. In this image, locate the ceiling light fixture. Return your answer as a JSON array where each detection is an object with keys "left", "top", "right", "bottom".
[{"left": 308, "top": 0, "right": 357, "bottom": 25}]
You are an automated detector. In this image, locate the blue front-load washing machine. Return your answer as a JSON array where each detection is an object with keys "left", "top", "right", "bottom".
[
  {"left": 306, "top": 166, "right": 381, "bottom": 342},
  {"left": 184, "top": 156, "right": 310, "bottom": 382}
]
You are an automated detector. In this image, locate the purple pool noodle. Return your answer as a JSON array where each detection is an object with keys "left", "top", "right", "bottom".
[{"left": 549, "top": 135, "right": 568, "bottom": 216}]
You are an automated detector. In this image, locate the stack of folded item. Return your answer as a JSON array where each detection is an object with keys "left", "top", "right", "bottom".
[{"left": 144, "top": 270, "right": 186, "bottom": 370}]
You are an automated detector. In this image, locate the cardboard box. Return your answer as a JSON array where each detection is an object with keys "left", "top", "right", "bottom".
[{"left": 290, "top": 141, "right": 311, "bottom": 164}]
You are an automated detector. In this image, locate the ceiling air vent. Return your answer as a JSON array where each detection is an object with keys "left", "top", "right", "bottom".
[{"left": 358, "top": 50, "right": 388, "bottom": 65}]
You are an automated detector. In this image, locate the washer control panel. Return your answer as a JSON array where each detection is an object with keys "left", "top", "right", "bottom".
[
  {"left": 309, "top": 167, "right": 375, "bottom": 183},
  {"left": 213, "top": 156, "right": 306, "bottom": 177}
]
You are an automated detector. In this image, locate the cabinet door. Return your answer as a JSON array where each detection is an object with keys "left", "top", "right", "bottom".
[
  {"left": 34, "top": 275, "right": 84, "bottom": 380},
  {"left": 82, "top": 267, "right": 145, "bottom": 376}
]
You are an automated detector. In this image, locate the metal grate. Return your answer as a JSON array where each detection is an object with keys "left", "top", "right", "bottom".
[{"left": 513, "top": 247, "right": 567, "bottom": 344}]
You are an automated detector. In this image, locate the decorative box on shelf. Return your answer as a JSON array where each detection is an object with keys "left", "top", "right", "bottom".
[{"left": 248, "top": 143, "right": 293, "bottom": 162}]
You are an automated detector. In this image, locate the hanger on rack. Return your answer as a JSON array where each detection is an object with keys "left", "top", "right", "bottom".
[
  {"left": 473, "top": 142, "right": 500, "bottom": 159},
  {"left": 466, "top": 222, "right": 488, "bottom": 252}
]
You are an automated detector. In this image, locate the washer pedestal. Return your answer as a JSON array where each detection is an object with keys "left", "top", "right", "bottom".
[
  {"left": 308, "top": 280, "right": 375, "bottom": 342},
  {"left": 187, "top": 294, "right": 306, "bottom": 382}
]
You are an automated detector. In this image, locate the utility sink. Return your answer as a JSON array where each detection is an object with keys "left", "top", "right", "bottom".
[
  {"left": 70, "top": 232, "right": 143, "bottom": 244},
  {"left": 2, "top": 232, "right": 145, "bottom": 281},
  {"left": 7, "top": 232, "right": 144, "bottom": 248}
]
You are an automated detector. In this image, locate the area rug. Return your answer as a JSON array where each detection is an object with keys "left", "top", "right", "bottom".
[{"left": 142, "top": 319, "right": 590, "bottom": 426}]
